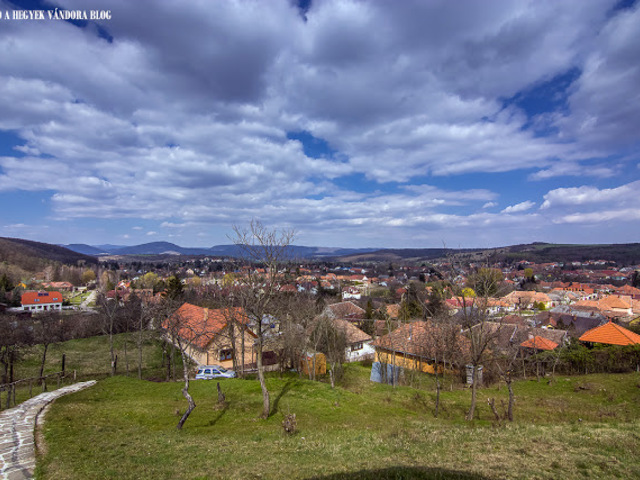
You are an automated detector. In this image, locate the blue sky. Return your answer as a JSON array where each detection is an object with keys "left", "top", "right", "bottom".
[{"left": 0, "top": 0, "right": 639, "bottom": 249}]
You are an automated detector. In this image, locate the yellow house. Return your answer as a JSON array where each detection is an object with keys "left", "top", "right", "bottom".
[
  {"left": 165, "top": 303, "right": 257, "bottom": 369},
  {"left": 372, "top": 321, "right": 470, "bottom": 377}
]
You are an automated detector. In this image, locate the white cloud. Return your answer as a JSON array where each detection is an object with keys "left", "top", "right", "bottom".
[
  {"left": 501, "top": 201, "right": 536, "bottom": 213},
  {"left": 0, "top": 0, "right": 637, "bottom": 247},
  {"left": 540, "top": 181, "right": 640, "bottom": 210}
]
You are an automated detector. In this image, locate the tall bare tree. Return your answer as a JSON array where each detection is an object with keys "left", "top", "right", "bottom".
[
  {"left": 32, "top": 311, "right": 65, "bottom": 378},
  {"left": 162, "top": 298, "right": 205, "bottom": 430},
  {"left": 97, "top": 291, "right": 125, "bottom": 376},
  {"left": 230, "top": 220, "right": 295, "bottom": 418}
]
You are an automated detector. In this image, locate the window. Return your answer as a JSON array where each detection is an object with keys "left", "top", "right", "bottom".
[
  {"left": 219, "top": 349, "right": 233, "bottom": 361},
  {"left": 351, "top": 342, "right": 363, "bottom": 352}
]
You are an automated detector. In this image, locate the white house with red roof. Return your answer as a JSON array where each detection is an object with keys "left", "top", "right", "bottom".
[{"left": 21, "top": 291, "right": 63, "bottom": 312}]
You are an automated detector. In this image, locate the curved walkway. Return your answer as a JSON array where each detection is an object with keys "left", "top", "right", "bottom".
[{"left": 0, "top": 381, "right": 97, "bottom": 480}]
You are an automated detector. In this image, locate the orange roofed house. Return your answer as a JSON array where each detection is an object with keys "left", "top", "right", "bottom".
[
  {"left": 579, "top": 321, "right": 640, "bottom": 346},
  {"left": 21, "top": 291, "right": 63, "bottom": 312},
  {"left": 371, "top": 321, "right": 470, "bottom": 384},
  {"left": 165, "top": 303, "right": 257, "bottom": 368}
]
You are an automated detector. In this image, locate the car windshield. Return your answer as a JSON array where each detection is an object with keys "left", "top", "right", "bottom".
[{"left": 217, "top": 366, "right": 227, "bottom": 372}]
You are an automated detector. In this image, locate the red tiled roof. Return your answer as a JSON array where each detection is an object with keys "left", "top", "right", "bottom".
[
  {"left": 373, "top": 321, "right": 470, "bottom": 361},
  {"left": 520, "top": 336, "right": 559, "bottom": 351},
  {"left": 579, "top": 321, "right": 640, "bottom": 346},
  {"left": 327, "top": 301, "right": 365, "bottom": 319},
  {"left": 332, "top": 318, "right": 371, "bottom": 344},
  {"left": 165, "top": 303, "right": 250, "bottom": 349},
  {"left": 21, "top": 291, "right": 63, "bottom": 305}
]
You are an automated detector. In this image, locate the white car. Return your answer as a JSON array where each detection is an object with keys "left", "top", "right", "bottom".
[{"left": 195, "top": 365, "right": 236, "bottom": 380}]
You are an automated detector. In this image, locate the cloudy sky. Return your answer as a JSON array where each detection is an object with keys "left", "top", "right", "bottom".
[{"left": 0, "top": 0, "right": 639, "bottom": 249}]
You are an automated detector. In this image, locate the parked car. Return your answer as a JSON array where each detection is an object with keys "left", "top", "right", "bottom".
[{"left": 195, "top": 365, "right": 236, "bottom": 380}]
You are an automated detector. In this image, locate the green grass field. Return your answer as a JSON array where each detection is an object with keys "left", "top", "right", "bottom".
[
  {"left": 34, "top": 361, "right": 640, "bottom": 479},
  {"left": 3, "top": 333, "right": 182, "bottom": 408}
]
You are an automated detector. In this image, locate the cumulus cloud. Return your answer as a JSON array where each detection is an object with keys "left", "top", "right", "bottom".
[
  {"left": 501, "top": 201, "right": 536, "bottom": 214},
  {"left": 0, "top": 0, "right": 638, "bottom": 247}
]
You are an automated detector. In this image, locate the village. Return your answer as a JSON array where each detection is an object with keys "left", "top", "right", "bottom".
[{"left": 6, "top": 251, "right": 640, "bottom": 392}]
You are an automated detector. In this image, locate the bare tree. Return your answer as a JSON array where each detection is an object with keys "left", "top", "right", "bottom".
[
  {"left": 162, "top": 298, "right": 205, "bottom": 430},
  {"left": 97, "top": 291, "right": 125, "bottom": 376},
  {"left": 230, "top": 220, "right": 296, "bottom": 418},
  {"left": 309, "top": 315, "right": 347, "bottom": 388},
  {"left": 0, "top": 315, "right": 32, "bottom": 385},
  {"left": 423, "top": 315, "right": 468, "bottom": 418},
  {"left": 32, "top": 312, "right": 65, "bottom": 379}
]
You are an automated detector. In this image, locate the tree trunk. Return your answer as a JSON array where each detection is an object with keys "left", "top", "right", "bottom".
[
  {"left": 506, "top": 378, "right": 514, "bottom": 422},
  {"left": 109, "top": 330, "right": 116, "bottom": 376},
  {"left": 124, "top": 338, "right": 129, "bottom": 376},
  {"left": 466, "top": 365, "right": 478, "bottom": 421},
  {"left": 329, "top": 366, "right": 335, "bottom": 389},
  {"left": 176, "top": 350, "right": 196, "bottom": 430},
  {"left": 138, "top": 333, "right": 143, "bottom": 380},
  {"left": 435, "top": 376, "right": 441, "bottom": 418},
  {"left": 240, "top": 328, "right": 246, "bottom": 378},
  {"left": 230, "top": 322, "right": 238, "bottom": 374},
  {"left": 171, "top": 342, "right": 176, "bottom": 381},
  {"left": 256, "top": 341, "right": 270, "bottom": 418},
  {"left": 39, "top": 343, "right": 49, "bottom": 378}
]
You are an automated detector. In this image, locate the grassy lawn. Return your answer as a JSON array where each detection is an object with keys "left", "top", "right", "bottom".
[
  {"left": 35, "top": 364, "right": 640, "bottom": 479},
  {"left": 66, "top": 292, "right": 92, "bottom": 306},
  {"left": 3, "top": 333, "right": 182, "bottom": 407}
]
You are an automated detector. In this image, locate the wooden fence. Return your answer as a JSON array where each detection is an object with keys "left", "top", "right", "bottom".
[{"left": 0, "top": 369, "right": 77, "bottom": 410}]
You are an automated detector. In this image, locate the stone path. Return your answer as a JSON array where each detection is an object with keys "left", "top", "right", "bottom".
[{"left": 0, "top": 381, "right": 97, "bottom": 480}]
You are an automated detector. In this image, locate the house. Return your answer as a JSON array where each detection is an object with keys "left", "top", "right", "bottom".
[
  {"left": 21, "top": 291, "right": 63, "bottom": 312},
  {"left": 502, "top": 291, "right": 553, "bottom": 310},
  {"left": 41, "top": 281, "right": 74, "bottom": 292},
  {"left": 469, "top": 321, "right": 568, "bottom": 355},
  {"left": 520, "top": 336, "right": 559, "bottom": 352},
  {"left": 165, "top": 303, "right": 257, "bottom": 368},
  {"left": 331, "top": 318, "right": 375, "bottom": 362},
  {"left": 578, "top": 321, "right": 640, "bottom": 346},
  {"left": 325, "top": 301, "right": 365, "bottom": 321},
  {"left": 371, "top": 321, "right": 470, "bottom": 383}
]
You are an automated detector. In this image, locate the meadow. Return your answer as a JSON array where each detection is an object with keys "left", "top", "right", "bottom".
[{"left": 27, "top": 339, "right": 640, "bottom": 480}]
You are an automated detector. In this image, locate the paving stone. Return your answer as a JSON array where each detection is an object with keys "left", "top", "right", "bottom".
[{"left": 0, "top": 381, "right": 96, "bottom": 480}]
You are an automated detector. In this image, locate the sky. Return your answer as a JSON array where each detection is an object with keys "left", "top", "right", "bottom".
[{"left": 0, "top": 0, "right": 639, "bottom": 249}]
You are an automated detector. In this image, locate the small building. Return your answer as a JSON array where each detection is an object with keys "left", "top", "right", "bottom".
[
  {"left": 21, "top": 291, "right": 63, "bottom": 312},
  {"left": 371, "top": 321, "right": 470, "bottom": 383},
  {"left": 165, "top": 303, "right": 257, "bottom": 369},
  {"left": 331, "top": 318, "right": 375, "bottom": 362},
  {"left": 578, "top": 321, "right": 640, "bottom": 346}
]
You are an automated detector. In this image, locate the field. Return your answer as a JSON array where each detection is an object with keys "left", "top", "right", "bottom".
[
  {"left": 3, "top": 333, "right": 182, "bottom": 408},
  {"left": 34, "top": 357, "right": 640, "bottom": 479}
]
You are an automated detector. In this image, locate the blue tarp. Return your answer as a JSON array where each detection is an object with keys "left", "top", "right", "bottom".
[{"left": 370, "top": 362, "right": 403, "bottom": 385}]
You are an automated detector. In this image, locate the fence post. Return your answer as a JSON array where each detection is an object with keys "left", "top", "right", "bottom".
[
  {"left": 12, "top": 384, "right": 16, "bottom": 406},
  {"left": 42, "top": 378, "right": 47, "bottom": 392},
  {"left": 62, "top": 353, "right": 66, "bottom": 377}
]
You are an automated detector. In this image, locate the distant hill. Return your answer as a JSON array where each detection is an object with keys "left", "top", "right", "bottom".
[
  {"left": 64, "top": 244, "right": 108, "bottom": 256},
  {"left": 63, "top": 242, "right": 378, "bottom": 259},
  {"left": 336, "top": 247, "right": 482, "bottom": 263},
  {"left": 0, "top": 237, "right": 98, "bottom": 272},
  {"left": 54, "top": 239, "right": 640, "bottom": 266},
  {"left": 109, "top": 242, "right": 210, "bottom": 256},
  {"left": 335, "top": 243, "right": 640, "bottom": 265}
]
